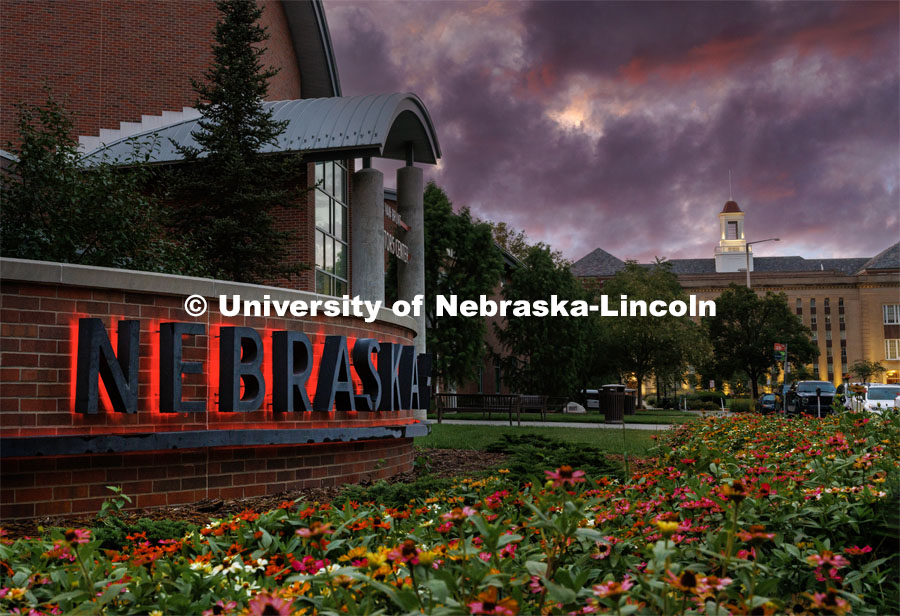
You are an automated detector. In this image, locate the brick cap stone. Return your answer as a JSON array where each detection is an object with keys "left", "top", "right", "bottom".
[{"left": 0, "top": 258, "right": 417, "bottom": 333}]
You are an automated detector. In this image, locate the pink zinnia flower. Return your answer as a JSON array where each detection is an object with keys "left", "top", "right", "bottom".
[
  {"left": 202, "top": 599, "right": 237, "bottom": 616},
  {"left": 64, "top": 528, "right": 91, "bottom": 544},
  {"left": 246, "top": 593, "right": 293, "bottom": 616},
  {"left": 592, "top": 576, "right": 634, "bottom": 599},
  {"left": 545, "top": 465, "right": 586, "bottom": 487}
]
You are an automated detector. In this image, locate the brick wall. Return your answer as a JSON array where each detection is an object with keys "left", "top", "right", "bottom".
[
  {"left": 1, "top": 0, "right": 301, "bottom": 147},
  {"left": 1, "top": 439, "right": 414, "bottom": 519},
  {"left": 0, "top": 262, "right": 422, "bottom": 519}
]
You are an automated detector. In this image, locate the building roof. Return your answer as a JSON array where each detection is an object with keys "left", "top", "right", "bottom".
[
  {"left": 572, "top": 248, "right": 889, "bottom": 278},
  {"left": 856, "top": 241, "right": 900, "bottom": 272},
  {"left": 283, "top": 0, "right": 342, "bottom": 98},
  {"left": 570, "top": 247, "right": 626, "bottom": 277},
  {"left": 81, "top": 93, "right": 441, "bottom": 166},
  {"left": 721, "top": 200, "right": 742, "bottom": 213}
]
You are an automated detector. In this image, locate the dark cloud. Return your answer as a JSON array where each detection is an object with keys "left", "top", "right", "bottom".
[{"left": 326, "top": 1, "right": 899, "bottom": 263}]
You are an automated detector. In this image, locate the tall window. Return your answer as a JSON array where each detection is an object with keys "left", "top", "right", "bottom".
[
  {"left": 886, "top": 340, "right": 900, "bottom": 361},
  {"left": 884, "top": 305, "right": 900, "bottom": 325},
  {"left": 315, "top": 161, "right": 348, "bottom": 296},
  {"left": 796, "top": 298, "right": 802, "bottom": 315},
  {"left": 726, "top": 221, "right": 739, "bottom": 240},
  {"left": 811, "top": 315, "right": 817, "bottom": 327}
]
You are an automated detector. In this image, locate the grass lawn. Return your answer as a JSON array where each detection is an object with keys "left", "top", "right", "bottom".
[
  {"left": 415, "top": 423, "right": 661, "bottom": 457},
  {"left": 426, "top": 408, "right": 697, "bottom": 425}
]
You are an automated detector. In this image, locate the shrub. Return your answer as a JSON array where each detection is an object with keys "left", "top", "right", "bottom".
[
  {"left": 91, "top": 517, "right": 198, "bottom": 551},
  {"left": 486, "top": 433, "right": 623, "bottom": 482},
  {"left": 341, "top": 475, "right": 457, "bottom": 508},
  {"left": 730, "top": 399, "right": 755, "bottom": 413}
]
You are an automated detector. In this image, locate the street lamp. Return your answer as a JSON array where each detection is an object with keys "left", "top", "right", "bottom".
[{"left": 745, "top": 238, "right": 780, "bottom": 288}]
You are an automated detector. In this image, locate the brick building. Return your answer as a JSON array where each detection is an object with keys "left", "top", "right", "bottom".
[
  {"left": 0, "top": 0, "right": 438, "bottom": 518},
  {"left": 573, "top": 200, "right": 900, "bottom": 388}
]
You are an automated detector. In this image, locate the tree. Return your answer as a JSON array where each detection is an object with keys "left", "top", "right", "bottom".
[
  {"left": 703, "top": 284, "right": 818, "bottom": 399},
  {"left": 488, "top": 221, "right": 566, "bottom": 266},
  {"left": 1, "top": 93, "right": 202, "bottom": 274},
  {"left": 602, "top": 260, "right": 703, "bottom": 408},
  {"left": 848, "top": 359, "right": 886, "bottom": 384},
  {"left": 420, "top": 182, "right": 504, "bottom": 390},
  {"left": 495, "top": 244, "right": 594, "bottom": 398},
  {"left": 171, "top": 0, "right": 304, "bottom": 283}
]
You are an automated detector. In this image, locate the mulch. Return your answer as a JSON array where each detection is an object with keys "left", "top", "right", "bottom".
[{"left": 2, "top": 449, "right": 508, "bottom": 539}]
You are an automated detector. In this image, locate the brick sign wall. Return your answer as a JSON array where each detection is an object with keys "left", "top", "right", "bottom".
[{"left": 0, "top": 259, "right": 425, "bottom": 519}]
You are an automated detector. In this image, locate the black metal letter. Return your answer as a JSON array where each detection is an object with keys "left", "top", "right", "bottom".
[
  {"left": 352, "top": 338, "right": 381, "bottom": 411},
  {"left": 74, "top": 318, "right": 139, "bottom": 414},
  {"left": 219, "top": 327, "right": 265, "bottom": 412},
  {"left": 377, "top": 343, "right": 403, "bottom": 411},
  {"left": 159, "top": 322, "right": 206, "bottom": 413},
  {"left": 417, "top": 353, "right": 432, "bottom": 411},
  {"left": 272, "top": 330, "right": 313, "bottom": 412},
  {"left": 313, "top": 336, "right": 356, "bottom": 411},
  {"left": 398, "top": 345, "right": 420, "bottom": 410}
]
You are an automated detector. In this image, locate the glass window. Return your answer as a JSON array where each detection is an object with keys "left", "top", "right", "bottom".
[
  {"left": 841, "top": 346, "right": 847, "bottom": 358},
  {"left": 314, "top": 161, "right": 349, "bottom": 296},
  {"left": 796, "top": 298, "right": 802, "bottom": 310},
  {"left": 810, "top": 299, "right": 816, "bottom": 309},
  {"left": 826, "top": 330, "right": 832, "bottom": 341},
  {"left": 315, "top": 190, "right": 330, "bottom": 230},
  {"left": 824, "top": 298, "right": 830, "bottom": 309},
  {"left": 884, "top": 305, "right": 900, "bottom": 325},
  {"left": 811, "top": 316, "right": 817, "bottom": 327},
  {"left": 825, "top": 315, "right": 831, "bottom": 326},
  {"left": 887, "top": 340, "right": 900, "bottom": 361},
  {"left": 839, "top": 314, "right": 845, "bottom": 324},
  {"left": 838, "top": 297, "right": 844, "bottom": 308}
]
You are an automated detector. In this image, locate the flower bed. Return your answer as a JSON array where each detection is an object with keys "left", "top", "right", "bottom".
[{"left": 2, "top": 411, "right": 897, "bottom": 615}]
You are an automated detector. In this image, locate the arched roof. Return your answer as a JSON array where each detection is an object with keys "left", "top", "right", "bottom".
[{"left": 82, "top": 93, "right": 441, "bottom": 166}]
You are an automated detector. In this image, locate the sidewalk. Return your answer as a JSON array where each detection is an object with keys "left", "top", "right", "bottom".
[{"left": 433, "top": 419, "right": 676, "bottom": 431}]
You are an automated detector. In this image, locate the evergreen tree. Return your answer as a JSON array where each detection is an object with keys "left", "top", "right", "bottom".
[{"left": 173, "top": 0, "right": 303, "bottom": 283}]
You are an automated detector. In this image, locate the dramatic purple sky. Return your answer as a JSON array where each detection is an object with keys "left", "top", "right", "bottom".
[{"left": 326, "top": 1, "right": 899, "bottom": 263}]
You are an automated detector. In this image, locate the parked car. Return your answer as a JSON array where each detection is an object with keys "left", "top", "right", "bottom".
[
  {"left": 755, "top": 393, "right": 778, "bottom": 414},
  {"left": 785, "top": 381, "right": 836, "bottom": 416},
  {"left": 774, "top": 383, "right": 793, "bottom": 412},
  {"left": 853, "top": 384, "right": 900, "bottom": 413}
]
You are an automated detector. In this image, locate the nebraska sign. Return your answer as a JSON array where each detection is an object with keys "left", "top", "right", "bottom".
[{"left": 74, "top": 318, "right": 430, "bottom": 416}]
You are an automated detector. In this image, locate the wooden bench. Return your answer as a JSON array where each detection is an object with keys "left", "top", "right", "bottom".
[
  {"left": 518, "top": 394, "right": 548, "bottom": 421},
  {"left": 434, "top": 393, "right": 520, "bottom": 426}
]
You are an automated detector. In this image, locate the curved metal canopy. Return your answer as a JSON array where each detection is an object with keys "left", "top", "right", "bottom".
[{"left": 83, "top": 92, "right": 441, "bottom": 166}]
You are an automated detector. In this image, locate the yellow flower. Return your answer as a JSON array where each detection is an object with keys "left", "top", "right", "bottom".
[
  {"left": 656, "top": 520, "right": 680, "bottom": 537},
  {"left": 418, "top": 550, "right": 438, "bottom": 566},
  {"left": 8, "top": 588, "right": 27, "bottom": 600},
  {"left": 366, "top": 550, "right": 388, "bottom": 568},
  {"left": 149, "top": 611, "right": 163, "bottom": 616},
  {"left": 498, "top": 469, "right": 510, "bottom": 474}
]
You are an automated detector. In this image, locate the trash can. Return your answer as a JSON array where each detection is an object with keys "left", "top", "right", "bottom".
[
  {"left": 623, "top": 388, "right": 636, "bottom": 415},
  {"left": 600, "top": 384, "right": 625, "bottom": 424}
]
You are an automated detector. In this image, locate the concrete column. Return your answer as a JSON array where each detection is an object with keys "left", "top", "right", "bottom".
[
  {"left": 397, "top": 164, "right": 425, "bottom": 356},
  {"left": 350, "top": 167, "right": 385, "bottom": 303}
]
